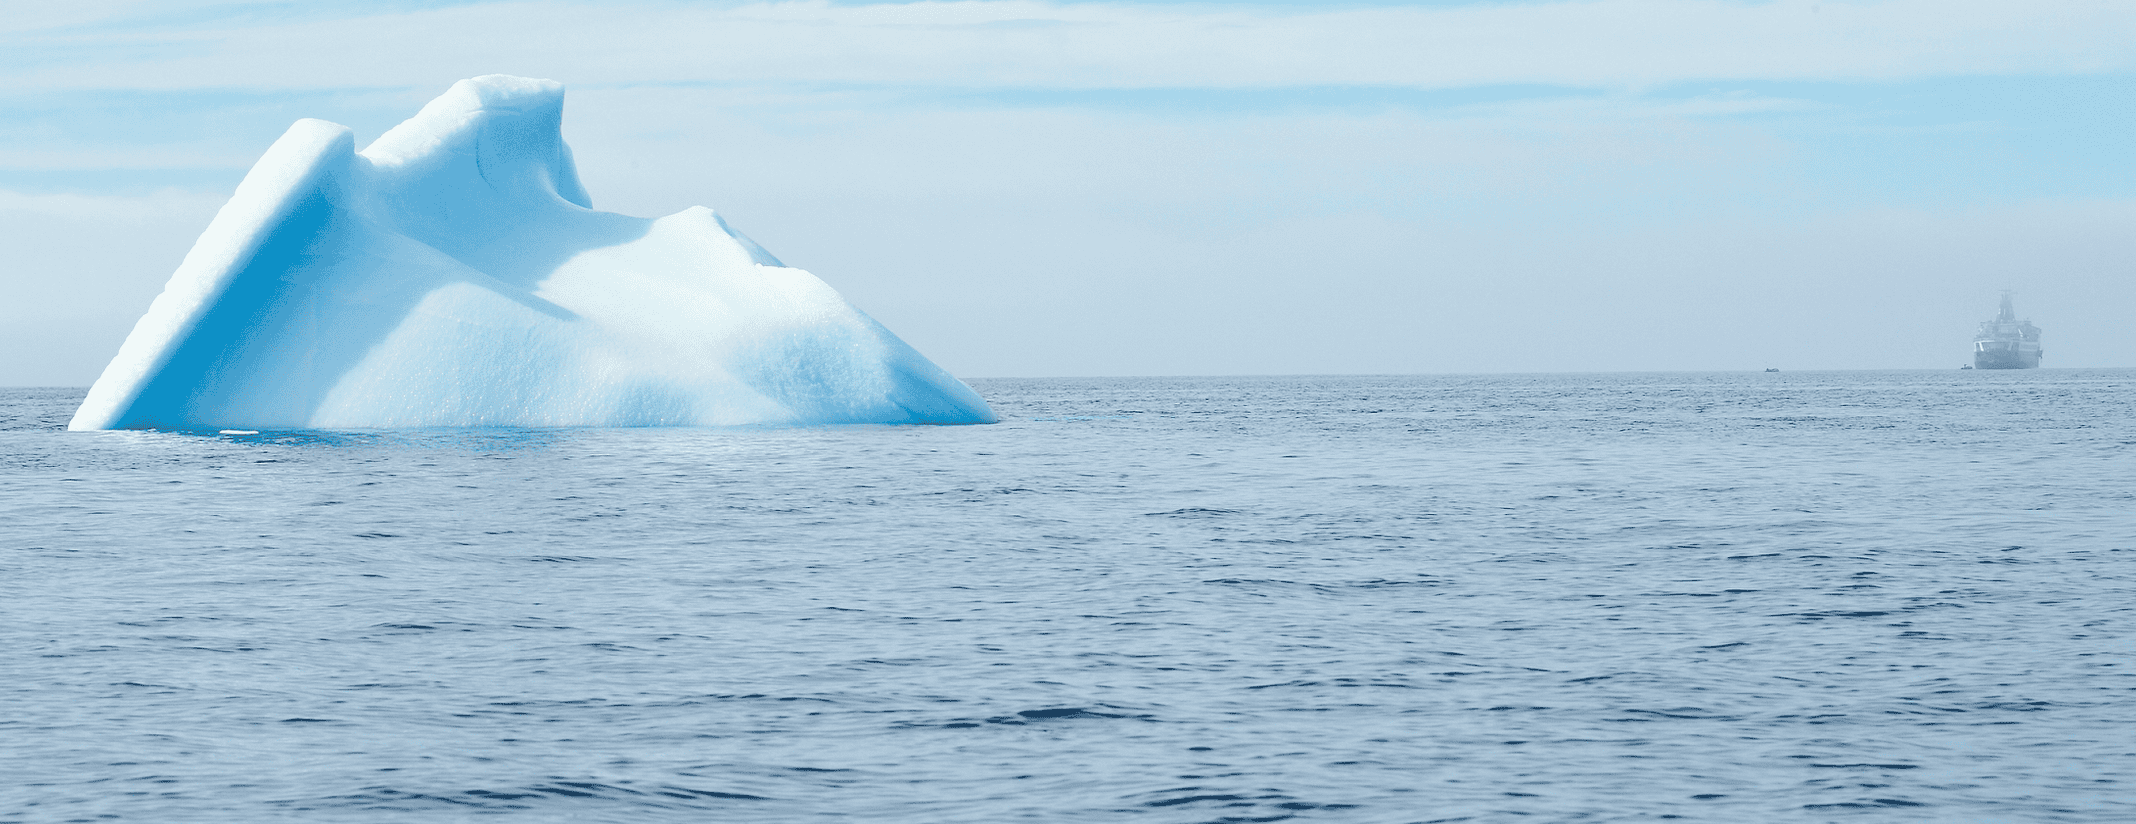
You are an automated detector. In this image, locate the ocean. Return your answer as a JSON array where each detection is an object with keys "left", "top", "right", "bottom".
[{"left": 4, "top": 371, "right": 2132, "bottom": 823}]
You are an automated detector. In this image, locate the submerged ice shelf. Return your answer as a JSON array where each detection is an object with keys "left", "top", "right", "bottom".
[{"left": 69, "top": 75, "right": 995, "bottom": 430}]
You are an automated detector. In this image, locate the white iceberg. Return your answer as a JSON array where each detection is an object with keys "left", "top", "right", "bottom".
[{"left": 68, "top": 75, "right": 995, "bottom": 430}]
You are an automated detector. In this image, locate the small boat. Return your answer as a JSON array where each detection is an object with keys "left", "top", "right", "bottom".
[{"left": 1764, "top": 368, "right": 1780, "bottom": 373}]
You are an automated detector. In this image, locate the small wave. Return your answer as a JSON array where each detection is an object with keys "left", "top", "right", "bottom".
[
  {"left": 1127, "top": 786, "right": 1361, "bottom": 815},
  {"left": 1773, "top": 610, "right": 1893, "bottom": 620},
  {"left": 1805, "top": 798, "right": 1928, "bottom": 808},
  {"left": 903, "top": 706, "right": 1155, "bottom": 728},
  {"left": 302, "top": 781, "right": 769, "bottom": 812}
]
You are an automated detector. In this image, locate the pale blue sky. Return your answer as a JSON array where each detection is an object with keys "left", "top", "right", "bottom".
[{"left": 4, "top": 0, "right": 2132, "bottom": 383}]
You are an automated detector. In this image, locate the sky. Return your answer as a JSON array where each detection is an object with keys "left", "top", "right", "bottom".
[{"left": 2, "top": 0, "right": 2132, "bottom": 384}]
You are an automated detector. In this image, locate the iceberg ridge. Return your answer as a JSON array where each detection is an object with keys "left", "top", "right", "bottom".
[{"left": 70, "top": 75, "right": 995, "bottom": 430}]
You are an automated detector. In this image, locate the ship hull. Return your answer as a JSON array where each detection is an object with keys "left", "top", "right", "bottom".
[{"left": 1973, "top": 350, "right": 2041, "bottom": 369}]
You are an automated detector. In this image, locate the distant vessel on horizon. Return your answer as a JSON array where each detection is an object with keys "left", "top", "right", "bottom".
[{"left": 1973, "top": 292, "right": 2042, "bottom": 370}]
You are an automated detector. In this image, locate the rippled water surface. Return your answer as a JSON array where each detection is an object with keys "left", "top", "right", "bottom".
[{"left": 5, "top": 371, "right": 2135, "bottom": 823}]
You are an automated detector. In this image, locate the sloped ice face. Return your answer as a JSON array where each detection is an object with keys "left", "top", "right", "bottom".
[{"left": 68, "top": 75, "right": 996, "bottom": 430}]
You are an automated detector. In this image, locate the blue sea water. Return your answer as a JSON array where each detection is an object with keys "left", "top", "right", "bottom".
[{"left": 4, "top": 371, "right": 2133, "bottom": 824}]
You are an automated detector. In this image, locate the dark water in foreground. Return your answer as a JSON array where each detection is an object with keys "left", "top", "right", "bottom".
[{"left": 4, "top": 371, "right": 2134, "bottom": 823}]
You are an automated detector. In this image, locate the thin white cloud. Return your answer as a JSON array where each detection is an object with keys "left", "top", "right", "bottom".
[
  {"left": 0, "top": 188, "right": 225, "bottom": 221},
  {"left": 0, "top": 1, "right": 195, "bottom": 35},
  {"left": 4, "top": 0, "right": 2132, "bottom": 93}
]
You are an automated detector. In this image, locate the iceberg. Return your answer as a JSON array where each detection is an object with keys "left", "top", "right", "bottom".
[{"left": 68, "top": 75, "right": 995, "bottom": 430}]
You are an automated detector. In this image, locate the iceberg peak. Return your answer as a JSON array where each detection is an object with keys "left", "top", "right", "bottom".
[
  {"left": 363, "top": 74, "right": 591, "bottom": 214},
  {"left": 70, "top": 75, "right": 994, "bottom": 430}
]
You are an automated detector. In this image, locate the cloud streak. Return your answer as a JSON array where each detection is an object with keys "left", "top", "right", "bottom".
[{"left": 8, "top": 0, "right": 2133, "bottom": 93}]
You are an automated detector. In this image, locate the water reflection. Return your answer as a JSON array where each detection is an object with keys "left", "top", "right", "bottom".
[{"left": 140, "top": 426, "right": 573, "bottom": 452}]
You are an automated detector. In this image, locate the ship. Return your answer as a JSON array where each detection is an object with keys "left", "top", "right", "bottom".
[{"left": 1972, "top": 292, "right": 2042, "bottom": 369}]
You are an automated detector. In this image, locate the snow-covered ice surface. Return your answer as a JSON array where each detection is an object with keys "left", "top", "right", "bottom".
[{"left": 69, "top": 75, "right": 994, "bottom": 430}]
